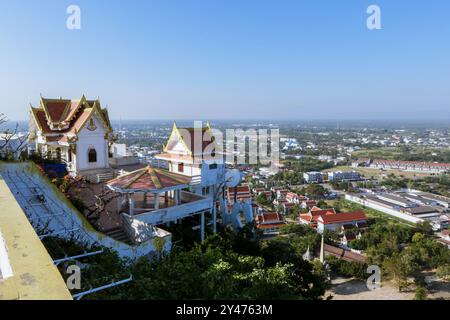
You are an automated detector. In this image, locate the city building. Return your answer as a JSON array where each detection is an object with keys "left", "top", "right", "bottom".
[
  {"left": 370, "top": 159, "right": 450, "bottom": 174},
  {"left": 255, "top": 212, "right": 287, "bottom": 235},
  {"left": 345, "top": 190, "right": 449, "bottom": 229},
  {"left": 303, "top": 171, "right": 323, "bottom": 184},
  {"left": 300, "top": 199, "right": 318, "bottom": 210},
  {"left": 328, "top": 170, "right": 362, "bottom": 182},
  {"left": 351, "top": 158, "right": 371, "bottom": 168},
  {"left": 316, "top": 211, "right": 368, "bottom": 233},
  {"left": 299, "top": 207, "right": 337, "bottom": 227},
  {"left": 155, "top": 123, "right": 253, "bottom": 231}
]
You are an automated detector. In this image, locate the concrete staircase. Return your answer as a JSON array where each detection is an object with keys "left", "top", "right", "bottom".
[{"left": 103, "top": 226, "right": 132, "bottom": 245}]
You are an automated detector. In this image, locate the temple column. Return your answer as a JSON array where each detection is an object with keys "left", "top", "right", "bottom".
[
  {"left": 174, "top": 189, "right": 180, "bottom": 205},
  {"left": 200, "top": 211, "right": 205, "bottom": 242},
  {"left": 154, "top": 192, "right": 160, "bottom": 209},
  {"left": 212, "top": 206, "right": 217, "bottom": 234},
  {"left": 143, "top": 192, "right": 147, "bottom": 207},
  {"left": 129, "top": 193, "right": 135, "bottom": 215}
]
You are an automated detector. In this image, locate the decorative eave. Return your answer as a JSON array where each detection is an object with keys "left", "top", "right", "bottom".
[
  {"left": 76, "top": 101, "right": 112, "bottom": 134},
  {"left": 40, "top": 96, "right": 69, "bottom": 129},
  {"left": 163, "top": 122, "right": 193, "bottom": 155},
  {"left": 29, "top": 105, "right": 43, "bottom": 132}
]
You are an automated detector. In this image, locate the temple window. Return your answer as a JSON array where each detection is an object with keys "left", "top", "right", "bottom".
[
  {"left": 56, "top": 147, "right": 62, "bottom": 161},
  {"left": 209, "top": 163, "right": 217, "bottom": 170},
  {"left": 88, "top": 148, "right": 97, "bottom": 163}
]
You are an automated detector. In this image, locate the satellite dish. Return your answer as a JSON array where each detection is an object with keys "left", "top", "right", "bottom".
[{"left": 225, "top": 169, "right": 242, "bottom": 187}]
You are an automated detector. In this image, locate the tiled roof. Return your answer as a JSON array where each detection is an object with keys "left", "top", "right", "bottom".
[
  {"left": 259, "top": 212, "right": 282, "bottom": 222},
  {"left": 256, "top": 212, "right": 286, "bottom": 229},
  {"left": 283, "top": 202, "right": 297, "bottom": 207},
  {"left": 310, "top": 207, "right": 336, "bottom": 216},
  {"left": 44, "top": 100, "right": 69, "bottom": 123},
  {"left": 30, "top": 96, "right": 112, "bottom": 137},
  {"left": 227, "top": 185, "right": 252, "bottom": 203},
  {"left": 107, "top": 166, "right": 191, "bottom": 192},
  {"left": 319, "top": 211, "right": 367, "bottom": 225},
  {"left": 256, "top": 223, "right": 286, "bottom": 230},
  {"left": 299, "top": 213, "right": 313, "bottom": 222}
]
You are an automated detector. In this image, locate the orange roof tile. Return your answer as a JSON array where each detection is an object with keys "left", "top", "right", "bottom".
[
  {"left": 107, "top": 166, "right": 191, "bottom": 192},
  {"left": 319, "top": 211, "right": 367, "bottom": 225},
  {"left": 31, "top": 96, "right": 112, "bottom": 137}
]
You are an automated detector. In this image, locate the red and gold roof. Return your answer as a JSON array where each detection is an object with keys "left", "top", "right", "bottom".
[{"left": 30, "top": 95, "right": 112, "bottom": 140}]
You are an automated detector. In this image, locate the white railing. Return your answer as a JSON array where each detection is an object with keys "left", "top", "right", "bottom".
[
  {"left": 190, "top": 175, "right": 202, "bottom": 186},
  {"left": 131, "top": 192, "right": 212, "bottom": 226}
]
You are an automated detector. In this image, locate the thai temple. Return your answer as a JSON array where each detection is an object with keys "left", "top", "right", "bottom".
[
  {"left": 28, "top": 95, "right": 115, "bottom": 177},
  {"left": 26, "top": 96, "right": 255, "bottom": 254}
]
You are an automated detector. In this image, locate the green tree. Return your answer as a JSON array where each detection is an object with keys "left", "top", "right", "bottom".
[
  {"left": 414, "top": 286, "right": 428, "bottom": 300},
  {"left": 255, "top": 192, "right": 270, "bottom": 206},
  {"left": 305, "top": 184, "right": 326, "bottom": 199},
  {"left": 436, "top": 264, "right": 450, "bottom": 282}
]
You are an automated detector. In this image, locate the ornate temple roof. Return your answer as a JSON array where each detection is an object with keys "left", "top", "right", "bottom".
[{"left": 30, "top": 95, "right": 112, "bottom": 137}]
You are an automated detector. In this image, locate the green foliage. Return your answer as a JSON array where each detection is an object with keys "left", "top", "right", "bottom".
[
  {"left": 285, "top": 204, "right": 302, "bottom": 219},
  {"left": 255, "top": 192, "right": 270, "bottom": 206},
  {"left": 329, "top": 181, "right": 357, "bottom": 192},
  {"left": 298, "top": 184, "right": 327, "bottom": 200},
  {"left": 436, "top": 264, "right": 450, "bottom": 282},
  {"left": 327, "top": 256, "right": 367, "bottom": 280},
  {"left": 382, "top": 253, "right": 412, "bottom": 292},
  {"left": 41, "top": 223, "right": 329, "bottom": 300},
  {"left": 414, "top": 286, "right": 428, "bottom": 300},
  {"left": 271, "top": 157, "right": 334, "bottom": 186}
]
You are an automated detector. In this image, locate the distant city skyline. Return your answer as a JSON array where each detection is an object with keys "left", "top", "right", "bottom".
[{"left": 1, "top": 0, "right": 450, "bottom": 121}]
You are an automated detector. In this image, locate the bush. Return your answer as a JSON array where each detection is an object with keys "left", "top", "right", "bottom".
[
  {"left": 327, "top": 256, "right": 367, "bottom": 280},
  {"left": 414, "top": 286, "right": 428, "bottom": 300},
  {"left": 71, "top": 196, "right": 87, "bottom": 213}
]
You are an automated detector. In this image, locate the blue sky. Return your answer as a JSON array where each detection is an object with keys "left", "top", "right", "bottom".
[{"left": 1, "top": 0, "right": 450, "bottom": 121}]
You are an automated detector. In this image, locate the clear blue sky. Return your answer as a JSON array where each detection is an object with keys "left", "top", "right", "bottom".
[{"left": 1, "top": 0, "right": 450, "bottom": 121}]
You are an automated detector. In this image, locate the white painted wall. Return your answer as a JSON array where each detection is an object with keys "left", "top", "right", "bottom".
[
  {"left": 76, "top": 113, "right": 109, "bottom": 172},
  {"left": 0, "top": 229, "right": 13, "bottom": 280},
  {"left": 345, "top": 194, "right": 423, "bottom": 224},
  {"left": 111, "top": 143, "right": 127, "bottom": 157}
]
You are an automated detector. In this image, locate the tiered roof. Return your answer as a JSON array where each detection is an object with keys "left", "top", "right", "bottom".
[{"left": 30, "top": 95, "right": 112, "bottom": 142}]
